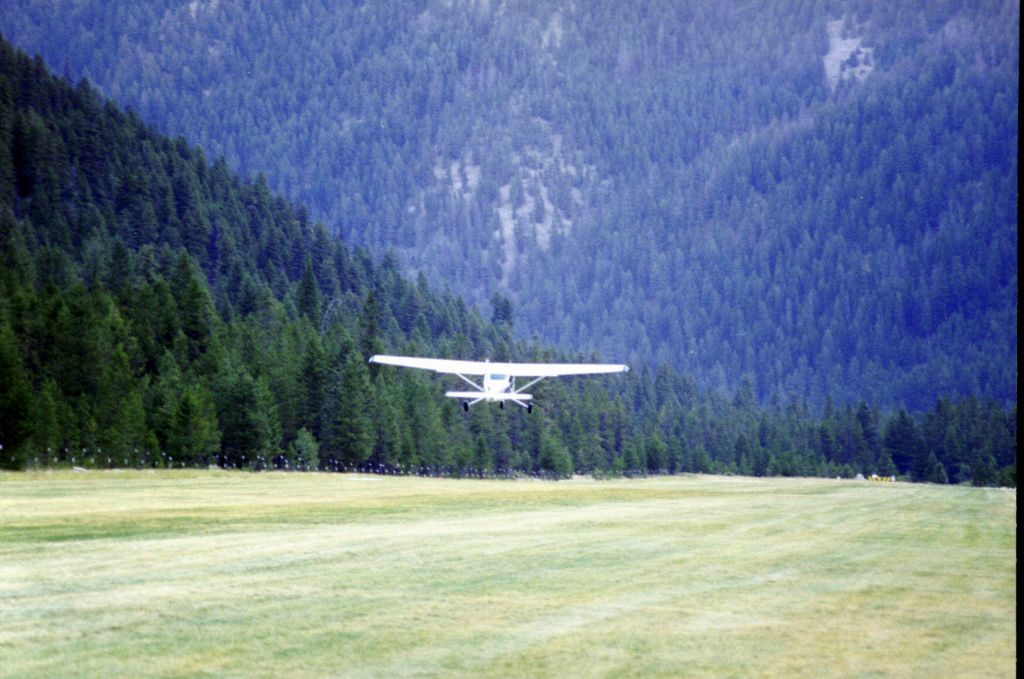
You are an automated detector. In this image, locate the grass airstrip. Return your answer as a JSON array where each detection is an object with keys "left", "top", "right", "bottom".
[{"left": 0, "top": 471, "right": 1015, "bottom": 677}]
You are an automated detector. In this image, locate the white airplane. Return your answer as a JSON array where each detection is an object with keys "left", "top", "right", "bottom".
[{"left": 368, "top": 354, "right": 629, "bottom": 412}]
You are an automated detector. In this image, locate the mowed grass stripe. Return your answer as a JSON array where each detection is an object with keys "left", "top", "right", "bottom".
[
  {"left": 0, "top": 471, "right": 709, "bottom": 543},
  {"left": 0, "top": 472, "right": 1015, "bottom": 677}
]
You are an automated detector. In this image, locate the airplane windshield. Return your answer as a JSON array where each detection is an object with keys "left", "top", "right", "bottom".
[{"left": 489, "top": 374, "right": 508, "bottom": 382}]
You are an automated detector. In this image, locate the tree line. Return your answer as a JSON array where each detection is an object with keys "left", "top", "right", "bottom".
[{"left": 0, "top": 36, "right": 1015, "bottom": 485}]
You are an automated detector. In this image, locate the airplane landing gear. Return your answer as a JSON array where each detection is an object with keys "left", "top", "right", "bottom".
[
  {"left": 527, "top": 403, "right": 533, "bottom": 414},
  {"left": 499, "top": 401, "right": 504, "bottom": 410},
  {"left": 462, "top": 401, "right": 469, "bottom": 412}
]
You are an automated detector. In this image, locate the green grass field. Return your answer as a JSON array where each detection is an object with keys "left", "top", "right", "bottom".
[{"left": 0, "top": 471, "right": 1015, "bottom": 678}]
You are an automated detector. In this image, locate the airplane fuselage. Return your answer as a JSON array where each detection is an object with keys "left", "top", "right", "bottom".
[
  {"left": 445, "top": 371, "right": 534, "bottom": 410},
  {"left": 482, "top": 372, "right": 512, "bottom": 395}
]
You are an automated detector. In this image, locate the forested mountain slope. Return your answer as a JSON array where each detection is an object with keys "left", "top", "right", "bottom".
[
  {"left": 0, "top": 36, "right": 1015, "bottom": 484},
  {"left": 1, "top": 0, "right": 1015, "bottom": 410}
]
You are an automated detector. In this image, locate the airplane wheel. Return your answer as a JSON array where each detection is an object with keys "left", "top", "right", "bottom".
[{"left": 462, "top": 401, "right": 469, "bottom": 412}]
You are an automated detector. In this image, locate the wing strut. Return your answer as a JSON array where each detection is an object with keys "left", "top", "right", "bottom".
[
  {"left": 454, "top": 373, "right": 483, "bottom": 392},
  {"left": 514, "top": 376, "right": 546, "bottom": 394}
]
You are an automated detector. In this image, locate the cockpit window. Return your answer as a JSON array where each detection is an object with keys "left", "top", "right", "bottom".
[{"left": 489, "top": 373, "right": 508, "bottom": 381}]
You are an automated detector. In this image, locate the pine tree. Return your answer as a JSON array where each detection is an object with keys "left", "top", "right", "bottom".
[
  {"left": 490, "top": 292, "right": 513, "bottom": 327},
  {"left": 289, "top": 427, "right": 320, "bottom": 471},
  {"left": 539, "top": 425, "right": 573, "bottom": 479},
  {"left": 911, "top": 447, "right": 942, "bottom": 483},
  {"left": 371, "top": 373, "right": 404, "bottom": 469},
  {"left": 856, "top": 401, "right": 882, "bottom": 471},
  {"left": 0, "top": 321, "right": 33, "bottom": 467},
  {"left": 149, "top": 351, "right": 185, "bottom": 451},
  {"left": 883, "top": 409, "right": 921, "bottom": 475},
  {"left": 734, "top": 433, "right": 753, "bottom": 475},
  {"left": 168, "top": 384, "right": 221, "bottom": 466},
  {"left": 29, "top": 378, "right": 60, "bottom": 464},
  {"left": 971, "top": 454, "right": 998, "bottom": 487},
  {"left": 407, "top": 375, "right": 448, "bottom": 471},
  {"left": 173, "top": 252, "right": 217, "bottom": 365},
  {"left": 358, "top": 290, "right": 383, "bottom": 361},
  {"left": 297, "top": 255, "right": 321, "bottom": 324},
  {"left": 645, "top": 432, "right": 669, "bottom": 473},
  {"left": 216, "top": 363, "right": 281, "bottom": 467},
  {"left": 324, "top": 353, "right": 373, "bottom": 468},
  {"left": 299, "top": 336, "right": 328, "bottom": 439},
  {"left": 473, "top": 433, "right": 492, "bottom": 477}
]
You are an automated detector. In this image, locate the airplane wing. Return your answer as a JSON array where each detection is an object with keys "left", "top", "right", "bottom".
[{"left": 369, "top": 355, "right": 629, "bottom": 377}]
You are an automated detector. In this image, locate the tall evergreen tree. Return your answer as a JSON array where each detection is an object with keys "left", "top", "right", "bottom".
[
  {"left": 297, "top": 255, "right": 320, "bottom": 324},
  {"left": 299, "top": 336, "right": 328, "bottom": 440},
  {"left": 168, "top": 384, "right": 220, "bottom": 466},
  {"left": 0, "top": 321, "right": 32, "bottom": 467},
  {"left": 884, "top": 409, "right": 923, "bottom": 476},
  {"left": 358, "top": 290, "right": 383, "bottom": 362},
  {"left": 216, "top": 363, "right": 281, "bottom": 467},
  {"left": 324, "top": 353, "right": 373, "bottom": 468}
]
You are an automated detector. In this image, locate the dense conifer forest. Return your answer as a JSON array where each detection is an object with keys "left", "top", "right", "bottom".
[
  {"left": 0, "top": 38, "right": 1015, "bottom": 485},
  {"left": 1, "top": 0, "right": 1015, "bottom": 409}
]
